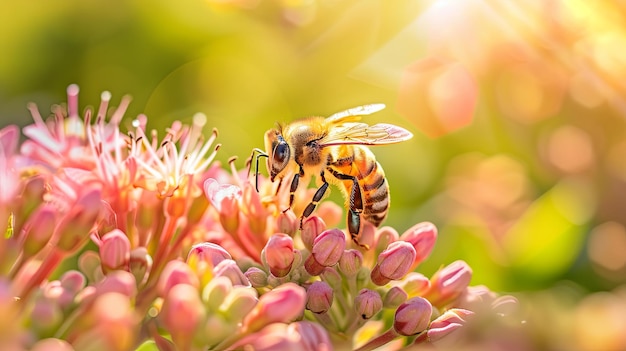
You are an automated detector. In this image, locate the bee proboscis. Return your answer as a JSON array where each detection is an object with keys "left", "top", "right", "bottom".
[{"left": 253, "top": 103, "right": 413, "bottom": 249}]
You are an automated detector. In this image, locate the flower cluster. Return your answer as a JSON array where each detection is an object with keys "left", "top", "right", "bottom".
[{"left": 0, "top": 86, "right": 517, "bottom": 350}]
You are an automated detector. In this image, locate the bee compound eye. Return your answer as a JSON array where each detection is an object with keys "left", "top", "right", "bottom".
[{"left": 273, "top": 142, "right": 290, "bottom": 165}]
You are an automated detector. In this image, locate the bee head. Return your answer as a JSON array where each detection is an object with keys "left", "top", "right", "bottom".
[{"left": 264, "top": 128, "right": 291, "bottom": 182}]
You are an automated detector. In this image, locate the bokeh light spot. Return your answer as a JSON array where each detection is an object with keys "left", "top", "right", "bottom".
[
  {"left": 545, "top": 125, "right": 594, "bottom": 173},
  {"left": 588, "top": 221, "right": 626, "bottom": 273}
]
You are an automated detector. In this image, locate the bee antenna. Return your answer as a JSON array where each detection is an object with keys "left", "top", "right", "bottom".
[{"left": 248, "top": 148, "right": 268, "bottom": 192}]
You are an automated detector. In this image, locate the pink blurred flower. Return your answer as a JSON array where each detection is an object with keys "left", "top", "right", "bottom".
[
  {"left": 399, "top": 221, "right": 437, "bottom": 271},
  {"left": 242, "top": 282, "right": 306, "bottom": 333},
  {"left": 416, "top": 308, "right": 474, "bottom": 347},
  {"left": 160, "top": 283, "right": 206, "bottom": 350},
  {"left": 231, "top": 321, "right": 332, "bottom": 351},
  {"left": 397, "top": 56, "right": 477, "bottom": 138},
  {"left": 423, "top": 260, "right": 473, "bottom": 308}
]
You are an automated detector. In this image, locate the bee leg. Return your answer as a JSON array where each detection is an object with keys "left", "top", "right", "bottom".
[
  {"left": 285, "top": 166, "right": 305, "bottom": 213},
  {"left": 299, "top": 171, "right": 330, "bottom": 229},
  {"left": 328, "top": 169, "right": 367, "bottom": 249}
]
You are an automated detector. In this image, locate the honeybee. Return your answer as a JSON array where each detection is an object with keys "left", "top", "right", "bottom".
[{"left": 257, "top": 104, "right": 413, "bottom": 248}]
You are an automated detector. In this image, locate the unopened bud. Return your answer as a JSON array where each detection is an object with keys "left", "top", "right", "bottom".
[
  {"left": 338, "top": 249, "right": 363, "bottom": 277},
  {"left": 354, "top": 289, "right": 383, "bottom": 320},
  {"left": 158, "top": 260, "right": 200, "bottom": 297},
  {"left": 242, "top": 282, "right": 306, "bottom": 333},
  {"left": 276, "top": 211, "right": 298, "bottom": 236},
  {"left": 423, "top": 260, "right": 472, "bottom": 308},
  {"left": 401, "top": 272, "right": 431, "bottom": 297},
  {"left": 301, "top": 216, "right": 326, "bottom": 250},
  {"left": 394, "top": 297, "right": 432, "bottom": 336},
  {"left": 187, "top": 242, "right": 232, "bottom": 268},
  {"left": 56, "top": 187, "right": 102, "bottom": 253},
  {"left": 213, "top": 259, "right": 250, "bottom": 287},
  {"left": 400, "top": 221, "right": 437, "bottom": 270},
  {"left": 306, "top": 281, "right": 333, "bottom": 313},
  {"left": 417, "top": 308, "right": 473, "bottom": 347},
  {"left": 244, "top": 267, "right": 268, "bottom": 288},
  {"left": 161, "top": 283, "right": 206, "bottom": 350},
  {"left": 96, "top": 270, "right": 137, "bottom": 298},
  {"left": 22, "top": 205, "right": 56, "bottom": 257},
  {"left": 263, "top": 234, "right": 295, "bottom": 278},
  {"left": 129, "top": 247, "right": 152, "bottom": 285},
  {"left": 219, "top": 287, "right": 258, "bottom": 322},
  {"left": 99, "top": 229, "right": 131, "bottom": 272},
  {"left": 371, "top": 241, "right": 416, "bottom": 286},
  {"left": 311, "top": 229, "right": 346, "bottom": 266},
  {"left": 384, "top": 286, "right": 408, "bottom": 309}
]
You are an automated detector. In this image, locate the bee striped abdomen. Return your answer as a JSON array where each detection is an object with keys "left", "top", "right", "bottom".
[
  {"left": 336, "top": 145, "right": 390, "bottom": 228},
  {"left": 360, "top": 160, "right": 389, "bottom": 226}
]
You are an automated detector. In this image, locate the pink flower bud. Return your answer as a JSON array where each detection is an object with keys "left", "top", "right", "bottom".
[
  {"left": 56, "top": 187, "right": 103, "bottom": 253},
  {"left": 401, "top": 272, "right": 431, "bottom": 297},
  {"left": 290, "top": 321, "right": 333, "bottom": 351},
  {"left": 244, "top": 267, "right": 268, "bottom": 288},
  {"left": 187, "top": 242, "right": 232, "bottom": 268},
  {"left": 276, "top": 210, "right": 298, "bottom": 236},
  {"left": 129, "top": 247, "right": 152, "bottom": 285},
  {"left": 301, "top": 216, "right": 326, "bottom": 250},
  {"left": 371, "top": 241, "right": 416, "bottom": 286},
  {"left": 74, "top": 292, "right": 137, "bottom": 351},
  {"left": 423, "top": 260, "right": 472, "bottom": 308},
  {"left": 96, "top": 271, "right": 137, "bottom": 298},
  {"left": 231, "top": 321, "right": 332, "bottom": 351},
  {"left": 354, "top": 289, "right": 383, "bottom": 319},
  {"left": 400, "top": 221, "right": 437, "bottom": 270},
  {"left": 311, "top": 229, "right": 346, "bottom": 266},
  {"left": 491, "top": 295, "right": 519, "bottom": 316},
  {"left": 421, "top": 308, "right": 473, "bottom": 347},
  {"left": 158, "top": 260, "right": 200, "bottom": 297},
  {"left": 384, "top": 286, "right": 408, "bottom": 308},
  {"left": 394, "top": 297, "right": 432, "bottom": 336},
  {"left": 78, "top": 250, "right": 103, "bottom": 283},
  {"left": 60, "top": 270, "right": 86, "bottom": 294},
  {"left": 263, "top": 234, "right": 295, "bottom": 278},
  {"left": 338, "top": 249, "right": 363, "bottom": 277},
  {"left": 242, "top": 282, "right": 306, "bottom": 333},
  {"left": 22, "top": 205, "right": 57, "bottom": 257},
  {"left": 203, "top": 276, "right": 233, "bottom": 312},
  {"left": 455, "top": 285, "right": 497, "bottom": 311},
  {"left": 31, "top": 298, "right": 63, "bottom": 334},
  {"left": 320, "top": 267, "right": 342, "bottom": 290},
  {"left": 306, "top": 281, "right": 334, "bottom": 313},
  {"left": 241, "top": 184, "right": 267, "bottom": 234},
  {"left": 204, "top": 178, "right": 242, "bottom": 233},
  {"left": 31, "top": 339, "right": 74, "bottom": 351},
  {"left": 220, "top": 287, "right": 258, "bottom": 322},
  {"left": 374, "top": 226, "right": 399, "bottom": 252},
  {"left": 99, "top": 229, "right": 131, "bottom": 272},
  {"left": 160, "top": 284, "right": 206, "bottom": 350},
  {"left": 213, "top": 259, "right": 250, "bottom": 286}
]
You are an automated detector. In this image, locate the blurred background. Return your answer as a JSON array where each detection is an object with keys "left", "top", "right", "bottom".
[{"left": 2, "top": 0, "right": 626, "bottom": 296}]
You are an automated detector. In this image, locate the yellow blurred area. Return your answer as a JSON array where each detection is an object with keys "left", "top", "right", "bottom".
[{"left": 3, "top": 0, "right": 626, "bottom": 302}]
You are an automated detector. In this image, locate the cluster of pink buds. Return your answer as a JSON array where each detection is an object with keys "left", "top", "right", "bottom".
[{"left": 0, "top": 86, "right": 518, "bottom": 350}]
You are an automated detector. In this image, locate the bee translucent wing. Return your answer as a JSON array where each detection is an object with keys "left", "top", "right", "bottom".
[
  {"left": 320, "top": 122, "right": 413, "bottom": 146},
  {"left": 325, "top": 103, "right": 386, "bottom": 124}
]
